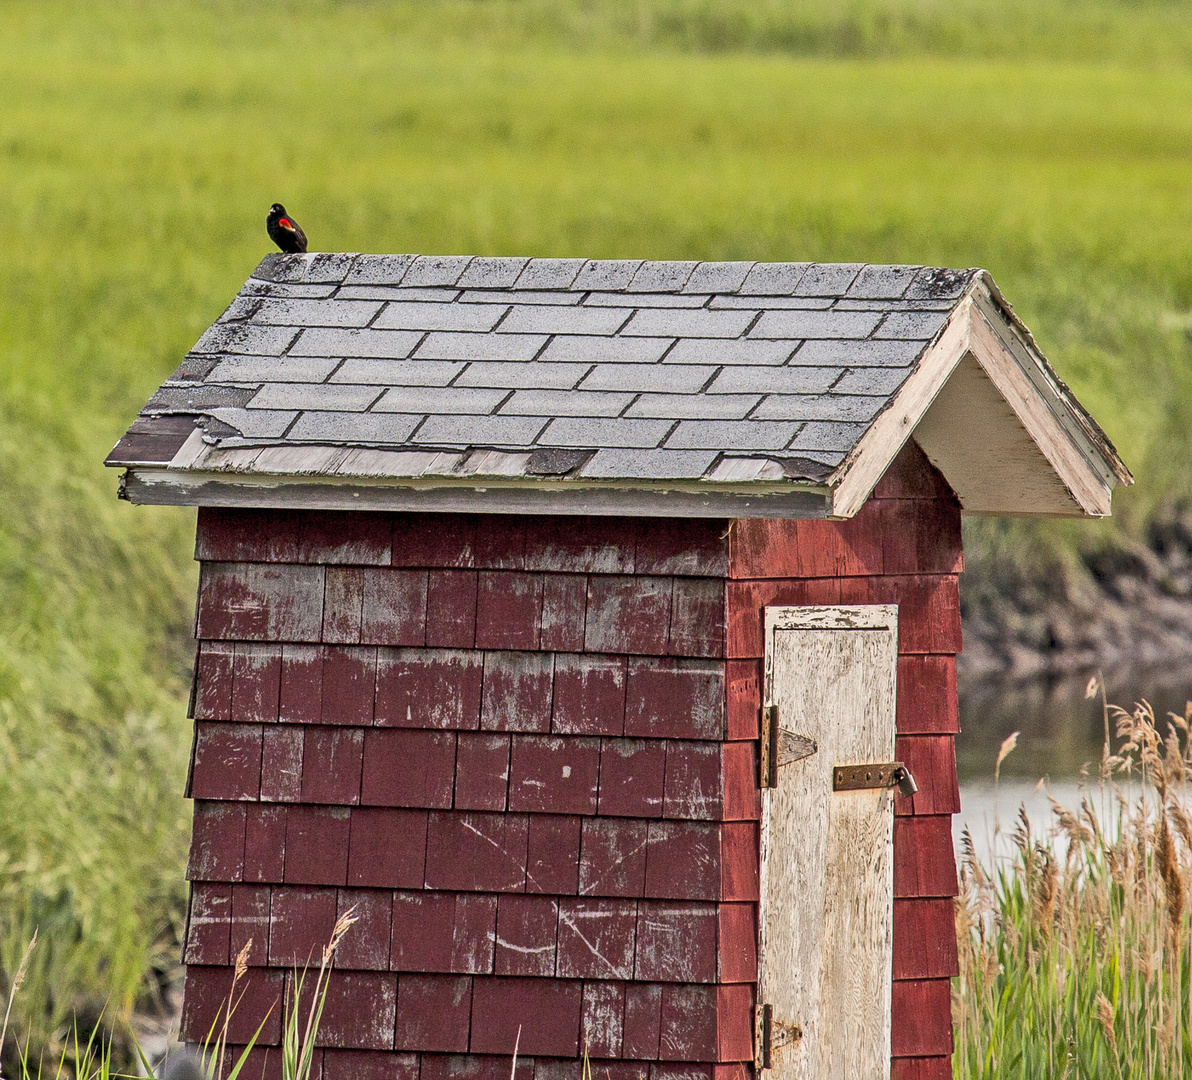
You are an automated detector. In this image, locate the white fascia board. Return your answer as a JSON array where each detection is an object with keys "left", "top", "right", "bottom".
[
  {"left": 829, "top": 287, "right": 1126, "bottom": 519},
  {"left": 121, "top": 467, "right": 832, "bottom": 519}
]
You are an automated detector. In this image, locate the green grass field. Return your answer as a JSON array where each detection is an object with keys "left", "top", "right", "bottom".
[{"left": 2, "top": 0, "right": 1192, "bottom": 1063}]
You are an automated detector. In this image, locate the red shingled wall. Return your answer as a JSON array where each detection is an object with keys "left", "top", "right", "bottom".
[{"left": 180, "top": 440, "right": 961, "bottom": 1079}]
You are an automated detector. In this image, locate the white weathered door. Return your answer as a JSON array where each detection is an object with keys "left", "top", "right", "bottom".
[{"left": 758, "top": 605, "right": 899, "bottom": 1079}]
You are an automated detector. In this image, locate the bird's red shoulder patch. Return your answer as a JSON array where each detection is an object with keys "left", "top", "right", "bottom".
[{"left": 279, "top": 218, "right": 292, "bottom": 229}]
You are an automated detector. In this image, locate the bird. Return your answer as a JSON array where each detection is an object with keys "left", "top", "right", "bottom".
[{"left": 266, "top": 203, "right": 308, "bottom": 253}]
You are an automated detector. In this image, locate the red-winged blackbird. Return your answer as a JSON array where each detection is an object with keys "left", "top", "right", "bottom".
[{"left": 266, "top": 203, "right": 308, "bottom": 253}]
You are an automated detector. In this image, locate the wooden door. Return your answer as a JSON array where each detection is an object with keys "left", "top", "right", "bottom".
[{"left": 758, "top": 605, "right": 899, "bottom": 1079}]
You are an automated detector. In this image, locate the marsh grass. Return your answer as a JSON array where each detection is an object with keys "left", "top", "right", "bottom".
[
  {"left": 955, "top": 685, "right": 1192, "bottom": 1076},
  {"left": 0, "top": 910, "right": 356, "bottom": 1080}
]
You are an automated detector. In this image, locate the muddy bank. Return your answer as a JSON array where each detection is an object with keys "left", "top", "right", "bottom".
[{"left": 959, "top": 511, "right": 1192, "bottom": 681}]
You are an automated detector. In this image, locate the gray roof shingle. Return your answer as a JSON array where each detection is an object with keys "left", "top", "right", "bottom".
[{"left": 114, "top": 252, "right": 983, "bottom": 487}]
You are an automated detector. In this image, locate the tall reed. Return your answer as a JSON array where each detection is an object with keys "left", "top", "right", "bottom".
[{"left": 955, "top": 686, "right": 1192, "bottom": 1077}]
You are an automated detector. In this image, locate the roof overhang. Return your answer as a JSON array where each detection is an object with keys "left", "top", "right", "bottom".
[
  {"left": 112, "top": 268, "right": 1129, "bottom": 520},
  {"left": 829, "top": 272, "right": 1130, "bottom": 518},
  {"left": 120, "top": 460, "right": 832, "bottom": 518}
]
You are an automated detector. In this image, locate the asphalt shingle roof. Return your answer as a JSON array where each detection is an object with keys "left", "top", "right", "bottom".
[{"left": 111, "top": 253, "right": 977, "bottom": 488}]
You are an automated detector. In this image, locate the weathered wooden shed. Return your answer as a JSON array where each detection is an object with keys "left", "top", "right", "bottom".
[{"left": 107, "top": 254, "right": 1129, "bottom": 1080}]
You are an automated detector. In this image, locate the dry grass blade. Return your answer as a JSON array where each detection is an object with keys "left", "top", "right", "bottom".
[
  {"left": 509, "top": 1025, "right": 521, "bottom": 1080},
  {"left": 1157, "top": 815, "right": 1184, "bottom": 939},
  {"left": 0, "top": 931, "right": 37, "bottom": 1079},
  {"left": 322, "top": 908, "right": 359, "bottom": 967},
  {"left": 1097, "top": 992, "right": 1117, "bottom": 1054},
  {"left": 994, "top": 731, "right": 1019, "bottom": 787}
]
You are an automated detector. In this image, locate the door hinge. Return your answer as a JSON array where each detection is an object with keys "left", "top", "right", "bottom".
[
  {"left": 755, "top": 1002, "right": 803, "bottom": 1070},
  {"left": 760, "top": 706, "right": 778, "bottom": 788},
  {"left": 755, "top": 1002, "right": 772, "bottom": 1069},
  {"left": 832, "top": 761, "right": 918, "bottom": 798},
  {"left": 760, "top": 704, "right": 818, "bottom": 789}
]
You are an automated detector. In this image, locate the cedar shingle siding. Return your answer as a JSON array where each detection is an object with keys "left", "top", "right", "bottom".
[{"left": 180, "top": 441, "right": 961, "bottom": 1078}]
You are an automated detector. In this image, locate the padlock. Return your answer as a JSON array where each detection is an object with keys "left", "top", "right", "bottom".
[{"left": 893, "top": 765, "right": 918, "bottom": 799}]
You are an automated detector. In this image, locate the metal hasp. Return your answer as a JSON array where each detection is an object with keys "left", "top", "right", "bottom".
[
  {"left": 754, "top": 1003, "right": 803, "bottom": 1070},
  {"left": 759, "top": 704, "right": 818, "bottom": 789},
  {"left": 832, "top": 762, "right": 918, "bottom": 799}
]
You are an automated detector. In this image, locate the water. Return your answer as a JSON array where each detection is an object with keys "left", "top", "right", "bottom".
[
  {"left": 956, "top": 665, "right": 1192, "bottom": 783},
  {"left": 954, "top": 665, "right": 1192, "bottom": 863}
]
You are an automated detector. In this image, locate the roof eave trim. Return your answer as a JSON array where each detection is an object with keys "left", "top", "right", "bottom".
[
  {"left": 119, "top": 467, "right": 832, "bottom": 519},
  {"left": 828, "top": 287, "right": 1124, "bottom": 519}
]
